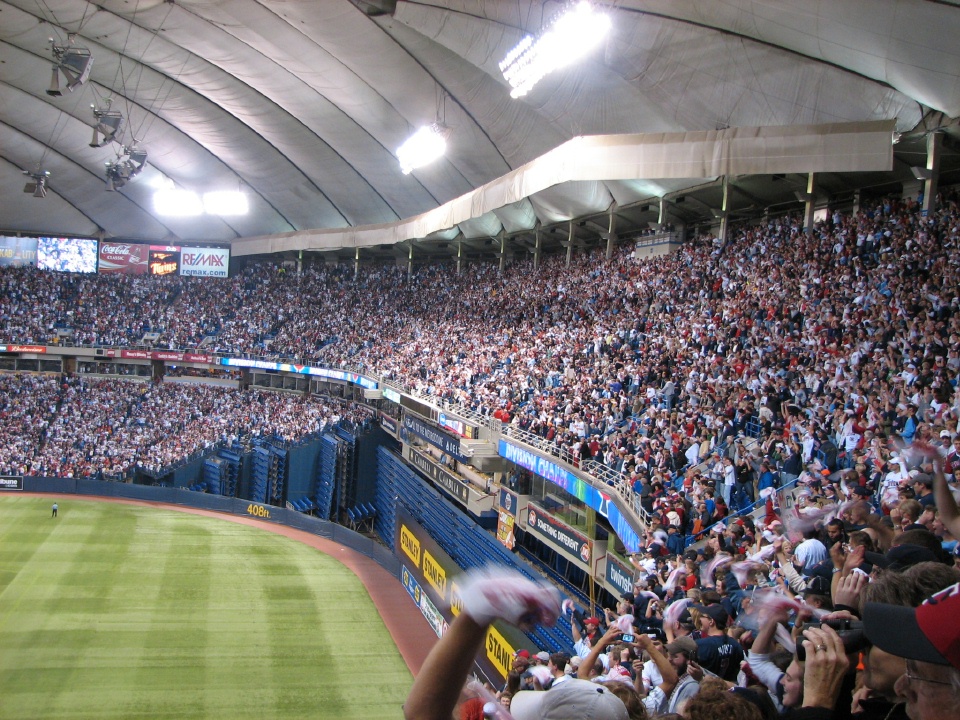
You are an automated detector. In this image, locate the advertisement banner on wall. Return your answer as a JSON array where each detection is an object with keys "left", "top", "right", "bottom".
[
  {"left": 0, "top": 345, "right": 47, "bottom": 354},
  {"left": 400, "top": 565, "right": 447, "bottom": 638},
  {"left": 525, "top": 502, "right": 592, "bottom": 567},
  {"left": 180, "top": 247, "right": 229, "bottom": 277},
  {"left": 438, "top": 412, "right": 479, "bottom": 440},
  {"left": 0, "top": 237, "right": 38, "bottom": 267},
  {"left": 405, "top": 446, "right": 470, "bottom": 505},
  {"left": 605, "top": 553, "right": 637, "bottom": 597},
  {"left": 102, "top": 349, "right": 215, "bottom": 363},
  {"left": 402, "top": 415, "right": 466, "bottom": 462},
  {"left": 496, "top": 488, "right": 518, "bottom": 550},
  {"left": 98, "top": 242, "right": 149, "bottom": 274},
  {"left": 0, "top": 476, "right": 24, "bottom": 490},
  {"left": 499, "top": 439, "right": 641, "bottom": 554},
  {"left": 380, "top": 413, "right": 398, "bottom": 436},
  {"left": 394, "top": 507, "right": 530, "bottom": 684}
]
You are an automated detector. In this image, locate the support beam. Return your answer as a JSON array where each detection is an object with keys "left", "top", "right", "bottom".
[
  {"left": 353, "top": 247, "right": 359, "bottom": 278},
  {"left": 566, "top": 221, "right": 574, "bottom": 266},
  {"left": 498, "top": 230, "right": 507, "bottom": 273},
  {"left": 456, "top": 239, "right": 463, "bottom": 275},
  {"left": 922, "top": 132, "right": 942, "bottom": 217},
  {"left": 803, "top": 172, "right": 816, "bottom": 235},
  {"left": 658, "top": 196, "right": 668, "bottom": 228},
  {"left": 605, "top": 204, "right": 618, "bottom": 260},
  {"left": 852, "top": 189, "right": 862, "bottom": 215},
  {"left": 717, "top": 175, "right": 730, "bottom": 243},
  {"left": 408, "top": 242, "right": 413, "bottom": 279},
  {"left": 533, "top": 223, "right": 542, "bottom": 269},
  {"left": 299, "top": 249, "right": 304, "bottom": 276}
]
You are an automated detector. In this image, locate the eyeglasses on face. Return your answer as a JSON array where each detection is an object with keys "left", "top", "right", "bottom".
[{"left": 903, "top": 670, "right": 955, "bottom": 687}]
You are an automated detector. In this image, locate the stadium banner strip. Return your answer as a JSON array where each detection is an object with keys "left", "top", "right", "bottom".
[
  {"left": 0, "top": 345, "right": 47, "bottom": 354},
  {"left": 0, "top": 237, "right": 38, "bottom": 267},
  {"left": 605, "top": 553, "right": 637, "bottom": 597},
  {"left": 99, "top": 242, "right": 148, "bottom": 274},
  {"left": 380, "top": 413, "right": 398, "bottom": 436},
  {"left": 496, "top": 509, "right": 516, "bottom": 550},
  {"left": 405, "top": 446, "right": 470, "bottom": 504},
  {"left": 525, "top": 501, "right": 592, "bottom": 567},
  {"left": 496, "top": 488, "right": 519, "bottom": 551},
  {"left": 401, "top": 415, "right": 466, "bottom": 462},
  {"left": 437, "top": 411, "right": 479, "bottom": 439},
  {"left": 0, "top": 476, "right": 24, "bottom": 490},
  {"left": 498, "top": 488, "right": 518, "bottom": 517},
  {"left": 499, "top": 439, "right": 641, "bottom": 554},
  {"left": 180, "top": 247, "right": 229, "bottom": 277},
  {"left": 219, "top": 357, "right": 378, "bottom": 390},
  {"left": 400, "top": 564, "right": 447, "bottom": 638},
  {"left": 102, "top": 349, "right": 215, "bottom": 363}
]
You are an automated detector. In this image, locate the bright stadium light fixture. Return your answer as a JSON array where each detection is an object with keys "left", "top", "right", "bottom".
[
  {"left": 396, "top": 123, "right": 449, "bottom": 175},
  {"left": 203, "top": 191, "right": 248, "bottom": 215},
  {"left": 499, "top": 0, "right": 611, "bottom": 98},
  {"left": 154, "top": 188, "right": 203, "bottom": 216}
]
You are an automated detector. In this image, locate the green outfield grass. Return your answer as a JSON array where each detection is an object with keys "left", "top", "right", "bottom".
[{"left": 0, "top": 497, "right": 412, "bottom": 720}]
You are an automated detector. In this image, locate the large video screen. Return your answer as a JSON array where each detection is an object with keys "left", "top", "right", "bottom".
[
  {"left": 37, "top": 237, "right": 98, "bottom": 273},
  {"left": 0, "top": 237, "right": 38, "bottom": 267}
]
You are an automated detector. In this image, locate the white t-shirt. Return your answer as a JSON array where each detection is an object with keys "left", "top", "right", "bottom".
[
  {"left": 641, "top": 659, "right": 663, "bottom": 691},
  {"left": 794, "top": 538, "right": 827, "bottom": 573}
]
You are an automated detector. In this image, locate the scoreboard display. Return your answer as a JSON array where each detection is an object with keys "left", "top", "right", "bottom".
[{"left": 148, "top": 247, "right": 181, "bottom": 276}]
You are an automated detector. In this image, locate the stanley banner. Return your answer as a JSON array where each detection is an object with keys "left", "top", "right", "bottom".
[{"left": 394, "top": 506, "right": 531, "bottom": 683}]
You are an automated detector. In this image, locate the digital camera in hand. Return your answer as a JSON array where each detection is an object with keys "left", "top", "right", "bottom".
[{"left": 796, "top": 619, "right": 867, "bottom": 661}]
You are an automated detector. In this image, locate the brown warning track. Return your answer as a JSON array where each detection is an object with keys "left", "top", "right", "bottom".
[{"left": 17, "top": 493, "right": 437, "bottom": 676}]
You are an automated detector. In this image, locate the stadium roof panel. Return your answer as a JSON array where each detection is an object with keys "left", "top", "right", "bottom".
[{"left": 0, "top": 0, "right": 958, "bottom": 245}]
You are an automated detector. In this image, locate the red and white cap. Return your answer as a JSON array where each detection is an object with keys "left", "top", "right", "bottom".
[{"left": 864, "top": 581, "right": 960, "bottom": 669}]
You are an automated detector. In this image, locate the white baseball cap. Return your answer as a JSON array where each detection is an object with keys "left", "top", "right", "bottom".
[{"left": 511, "top": 679, "right": 628, "bottom": 720}]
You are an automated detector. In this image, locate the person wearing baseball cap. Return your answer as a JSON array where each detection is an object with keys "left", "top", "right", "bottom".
[
  {"left": 510, "top": 679, "right": 628, "bottom": 720},
  {"left": 628, "top": 633, "right": 700, "bottom": 715},
  {"left": 572, "top": 613, "right": 604, "bottom": 658},
  {"left": 863, "top": 582, "right": 960, "bottom": 720},
  {"left": 693, "top": 603, "right": 745, "bottom": 682}
]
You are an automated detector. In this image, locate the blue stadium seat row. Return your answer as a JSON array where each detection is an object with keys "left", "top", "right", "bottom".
[
  {"left": 290, "top": 496, "right": 317, "bottom": 513},
  {"left": 376, "top": 448, "right": 575, "bottom": 654},
  {"left": 346, "top": 503, "right": 376, "bottom": 524}
]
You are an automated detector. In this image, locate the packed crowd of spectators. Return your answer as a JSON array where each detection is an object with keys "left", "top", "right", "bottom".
[
  {"left": 0, "top": 373, "right": 368, "bottom": 478},
  {"left": 2, "top": 191, "right": 959, "bottom": 528},
  {"left": 406, "top": 434, "right": 960, "bottom": 720}
]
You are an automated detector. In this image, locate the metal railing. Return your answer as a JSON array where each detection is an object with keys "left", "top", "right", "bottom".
[{"left": 501, "top": 425, "right": 651, "bottom": 531}]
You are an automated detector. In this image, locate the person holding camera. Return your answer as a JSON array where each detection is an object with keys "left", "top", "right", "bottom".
[{"left": 636, "top": 633, "right": 702, "bottom": 716}]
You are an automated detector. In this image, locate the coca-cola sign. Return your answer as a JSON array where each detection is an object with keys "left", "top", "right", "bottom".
[{"left": 98, "top": 241, "right": 148, "bottom": 274}]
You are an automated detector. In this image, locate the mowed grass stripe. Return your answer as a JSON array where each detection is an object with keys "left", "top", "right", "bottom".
[{"left": 0, "top": 498, "right": 412, "bottom": 720}]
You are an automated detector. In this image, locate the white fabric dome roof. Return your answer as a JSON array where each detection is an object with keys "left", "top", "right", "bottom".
[{"left": 0, "top": 0, "right": 956, "bottom": 245}]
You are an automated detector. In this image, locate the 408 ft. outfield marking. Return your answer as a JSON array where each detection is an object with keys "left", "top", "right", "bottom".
[{"left": 246, "top": 503, "right": 271, "bottom": 518}]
